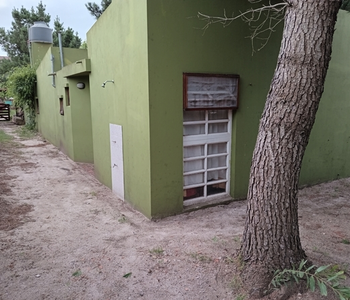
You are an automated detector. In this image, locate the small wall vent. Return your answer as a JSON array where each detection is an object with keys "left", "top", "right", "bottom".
[{"left": 28, "top": 21, "right": 53, "bottom": 44}]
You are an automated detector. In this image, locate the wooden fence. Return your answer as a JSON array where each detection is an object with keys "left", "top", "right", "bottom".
[{"left": 0, "top": 103, "right": 10, "bottom": 121}]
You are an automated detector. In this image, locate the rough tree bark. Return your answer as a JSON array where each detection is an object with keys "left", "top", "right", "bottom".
[{"left": 240, "top": 0, "right": 342, "bottom": 297}]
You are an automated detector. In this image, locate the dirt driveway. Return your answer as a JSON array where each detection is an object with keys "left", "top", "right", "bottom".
[{"left": 0, "top": 121, "right": 349, "bottom": 300}]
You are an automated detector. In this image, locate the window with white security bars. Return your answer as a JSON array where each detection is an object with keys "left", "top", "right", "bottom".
[{"left": 183, "top": 110, "right": 232, "bottom": 205}]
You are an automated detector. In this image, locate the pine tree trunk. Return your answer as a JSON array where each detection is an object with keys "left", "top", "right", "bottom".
[{"left": 240, "top": 0, "right": 342, "bottom": 297}]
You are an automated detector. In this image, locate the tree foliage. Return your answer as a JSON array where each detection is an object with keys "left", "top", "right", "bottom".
[
  {"left": 271, "top": 260, "right": 350, "bottom": 300},
  {"left": 0, "top": 1, "right": 82, "bottom": 67},
  {"left": 85, "top": 0, "right": 112, "bottom": 19},
  {"left": 0, "top": 58, "right": 17, "bottom": 97},
  {"left": 80, "top": 41, "right": 88, "bottom": 49},
  {"left": 7, "top": 65, "right": 37, "bottom": 129},
  {"left": 0, "top": 1, "right": 82, "bottom": 102},
  {"left": 52, "top": 17, "right": 81, "bottom": 49},
  {"left": 0, "top": 1, "right": 50, "bottom": 65},
  {"left": 341, "top": 0, "right": 350, "bottom": 11}
]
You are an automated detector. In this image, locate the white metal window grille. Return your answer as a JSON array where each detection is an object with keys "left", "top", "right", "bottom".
[{"left": 183, "top": 110, "right": 232, "bottom": 205}]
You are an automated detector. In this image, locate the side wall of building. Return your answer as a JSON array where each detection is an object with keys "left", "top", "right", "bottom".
[
  {"left": 87, "top": 0, "right": 152, "bottom": 217},
  {"left": 69, "top": 77, "right": 94, "bottom": 163},
  {"left": 146, "top": 0, "right": 282, "bottom": 217},
  {"left": 300, "top": 10, "right": 350, "bottom": 185},
  {"left": 36, "top": 48, "right": 74, "bottom": 158},
  {"left": 35, "top": 3, "right": 350, "bottom": 219},
  {"left": 35, "top": 47, "right": 93, "bottom": 163},
  {"left": 146, "top": 2, "right": 350, "bottom": 217}
]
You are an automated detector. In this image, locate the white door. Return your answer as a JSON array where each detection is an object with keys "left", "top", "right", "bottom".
[
  {"left": 110, "top": 124, "right": 124, "bottom": 200},
  {"left": 183, "top": 110, "right": 232, "bottom": 205}
]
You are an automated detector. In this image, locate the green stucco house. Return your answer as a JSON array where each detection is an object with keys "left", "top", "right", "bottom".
[{"left": 33, "top": 0, "right": 350, "bottom": 219}]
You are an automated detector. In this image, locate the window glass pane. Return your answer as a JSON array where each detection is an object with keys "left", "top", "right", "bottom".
[
  {"left": 184, "top": 145, "right": 204, "bottom": 158},
  {"left": 207, "top": 183, "right": 226, "bottom": 196},
  {"left": 208, "top": 143, "right": 227, "bottom": 155},
  {"left": 184, "top": 173, "right": 204, "bottom": 186},
  {"left": 183, "top": 110, "right": 205, "bottom": 122},
  {"left": 208, "top": 123, "right": 228, "bottom": 134},
  {"left": 208, "top": 110, "right": 228, "bottom": 120},
  {"left": 183, "top": 124, "right": 205, "bottom": 136},
  {"left": 208, "top": 155, "right": 227, "bottom": 169},
  {"left": 186, "top": 76, "right": 239, "bottom": 109},
  {"left": 184, "top": 159, "right": 204, "bottom": 173},
  {"left": 207, "top": 169, "right": 226, "bottom": 182},
  {"left": 183, "top": 186, "right": 204, "bottom": 201}
]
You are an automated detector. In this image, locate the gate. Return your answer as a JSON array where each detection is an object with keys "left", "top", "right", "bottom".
[{"left": 0, "top": 104, "right": 10, "bottom": 121}]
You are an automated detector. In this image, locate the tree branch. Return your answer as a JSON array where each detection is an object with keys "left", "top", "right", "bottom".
[{"left": 198, "top": 1, "right": 290, "bottom": 54}]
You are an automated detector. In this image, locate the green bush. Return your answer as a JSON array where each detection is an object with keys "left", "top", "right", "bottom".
[{"left": 7, "top": 65, "right": 36, "bottom": 130}]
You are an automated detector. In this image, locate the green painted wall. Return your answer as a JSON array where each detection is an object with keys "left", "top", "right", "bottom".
[
  {"left": 35, "top": 46, "right": 93, "bottom": 163},
  {"left": 60, "top": 48, "right": 89, "bottom": 66},
  {"left": 30, "top": 43, "right": 51, "bottom": 67},
  {"left": 35, "top": 2, "right": 350, "bottom": 219},
  {"left": 87, "top": 0, "right": 152, "bottom": 217},
  {"left": 146, "top": 2, "right": 350, "bottom": 217},
  {"left": 69, "top": 77, "right": 94, "bottom": 163},
  {"left": 36, "top": 48, "right": 73, "bottom": 158},
  {"left": 300, "top": 10, "right": 350, "bottom": 185},
  {"left": 146, "top": 0, "right": 282, "bottom": 217}
]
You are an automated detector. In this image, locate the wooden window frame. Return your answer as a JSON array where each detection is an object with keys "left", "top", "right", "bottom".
[{"left": 183, "top": 73, "right": 240, "bottom": 110}]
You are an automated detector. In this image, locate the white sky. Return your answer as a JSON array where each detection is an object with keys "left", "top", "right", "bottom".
[{"left": 0, "top": 0, "right": 97, "bottom": 56}]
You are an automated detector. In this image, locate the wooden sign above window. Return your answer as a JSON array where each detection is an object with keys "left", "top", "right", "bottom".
[{"left": 183, "top": 73, "right": 239, "bottom": 110}]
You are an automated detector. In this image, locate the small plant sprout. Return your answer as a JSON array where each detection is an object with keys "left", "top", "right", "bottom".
[
  {"left": 212, "top": 236, "right": 219, "bottom": 243},
  {"left": 233, "top": 236, "right": 241, "bottom": 243},
  {"left": 89, "top": 191, "right": 97, "bottom": 197},
  {"left": 123, "top": 272, "right": 132, "bottom": 278},
  {"left": 189, "top": 252, "right": 212, "bottom": 262},
  {"left": 72, "top": 270, "right": 82, "bottom": 277},
  {"left": 118, "top": 214, "right": 128, "bottom": 223},
  {"left": 230, "top": 275, "right": 243, "bottom": 291},
  {"left": 149, "top": 247, "right": 164, "bottom": 256},
  {"left": 225, "top": 256, "right": 235, "bottom": 264},
  {"left": 270, "top": 260, "right": 350, "bottom": 300}
]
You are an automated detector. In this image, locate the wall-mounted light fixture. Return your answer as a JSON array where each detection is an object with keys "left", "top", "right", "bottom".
[
  {"left": 101, "top": 80, "right": 114, "bottom": 88},
  {"left": 77, "top": 82, "right": 85, "bottom": 89}
]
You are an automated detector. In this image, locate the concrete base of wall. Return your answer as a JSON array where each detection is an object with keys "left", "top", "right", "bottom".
[{"left": 182, "top": 195, "right": 242, "bottom": 214}]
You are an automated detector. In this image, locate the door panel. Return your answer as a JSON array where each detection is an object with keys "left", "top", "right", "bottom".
[{"left": 110, "top": 124, "right": 124, "bottom": 200}]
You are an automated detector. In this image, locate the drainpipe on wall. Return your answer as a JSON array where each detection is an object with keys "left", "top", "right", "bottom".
[
  {"left": 27, "top": 25, "right": 32, "bottom": 67},
  {"left": 51, "top": 54, "right": 56, "bottom": 87},
  {"left": 58, "top": 32, "right": 64, "bottom": 69},
  {"left": 28, "top": 42, "right": 32, "bottom": 67}
]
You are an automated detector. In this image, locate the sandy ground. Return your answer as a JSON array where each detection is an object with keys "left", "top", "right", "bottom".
[{"left": 0, "top": 121, "right": 349, "bottom": 300}]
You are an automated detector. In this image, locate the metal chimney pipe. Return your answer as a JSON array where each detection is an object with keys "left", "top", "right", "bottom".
[{"left": 58, "top": 32, "right": 64, "bottom": 68}]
